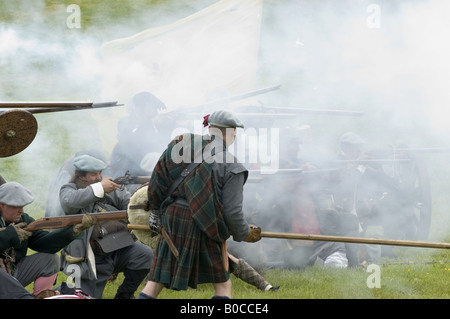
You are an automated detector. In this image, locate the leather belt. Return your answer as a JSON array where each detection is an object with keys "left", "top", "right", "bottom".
[{"left": 174, "top": 197, "right": 189, "bottom": 207}]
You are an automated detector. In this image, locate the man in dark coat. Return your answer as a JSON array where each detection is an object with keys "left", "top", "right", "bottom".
[
  {"left": 0, "top": 182, "right": 94, "bottom": 298},
  {"left": 109, "top": 91, "right": 169, "bottom": 178},
  {"left": 138, "top": 110, "right": 262, "bottom": 299}
]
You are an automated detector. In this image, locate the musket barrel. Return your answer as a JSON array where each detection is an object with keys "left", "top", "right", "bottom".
[
  {"left": 165, "top": 85, "right": 281, "bottom": 117},
  {"left": 261, "top": 106, "right": 364, "bottom": 116},
  {"left": 25, "top": 101, "right": 121, "bottom": 114},
  {"left": 394, "top": 147, "right": 450, "bottom": 153},
  {"left": 0, "top": 101, "right": 94, "bottom": 108},
  {"left": 196, "top": 84, "right": 281, "bottom": 109}
]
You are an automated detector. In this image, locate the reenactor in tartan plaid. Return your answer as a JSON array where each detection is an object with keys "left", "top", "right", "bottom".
[{"left": 138, "top": 110, "right": 262, "bottom": 299}]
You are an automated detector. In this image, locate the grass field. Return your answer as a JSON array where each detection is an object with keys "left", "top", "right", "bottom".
[{"left": 25, "top": 244, "right": 450, "bottom": 299}]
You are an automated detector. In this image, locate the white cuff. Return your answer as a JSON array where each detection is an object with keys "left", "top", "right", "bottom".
[{"left": 90, "top": 182, "right": 105, "bottom": 198}]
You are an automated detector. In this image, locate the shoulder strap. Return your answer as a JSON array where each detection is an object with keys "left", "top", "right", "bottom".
[
  {"left": 165, "top": 160, "right": 202, "bottom": 198},
  {"left": 131, "top": 160, "right": 203, "bottom": 211},
  {"left": 165, "top": 138, "right": 224, "bottom": 199}
]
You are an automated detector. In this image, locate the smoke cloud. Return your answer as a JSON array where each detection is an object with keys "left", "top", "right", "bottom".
[{"left": 1, "top": 0, "right": 449, "bottom": 268}]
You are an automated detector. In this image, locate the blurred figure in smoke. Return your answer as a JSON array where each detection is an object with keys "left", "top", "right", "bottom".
[
  {"left": 281, "top": 127, "right": 348, "bottom": 268},
  {"left": 339, "top": 132, "right": 367, "bottom": 161},
  {"left": 329, "top": 132, "right": 381, "bottom": 265},
  {"left": 346, "top": 139, "right": 419, "bottom": 258},
  {"left": 109, "top": 91, "right": 170, "bottom": 193},
  {"left": 246, "top": 126, "right": 348, "bottom": 269}
]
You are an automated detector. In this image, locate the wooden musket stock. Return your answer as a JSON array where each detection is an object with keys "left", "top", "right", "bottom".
[{"left": 24, "top": 211, "right": 128, "bottom": 232}]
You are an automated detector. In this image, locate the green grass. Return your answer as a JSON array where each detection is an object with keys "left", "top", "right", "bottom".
[{"left": 26, "top": 246, "right": 450, "bottom": 299}]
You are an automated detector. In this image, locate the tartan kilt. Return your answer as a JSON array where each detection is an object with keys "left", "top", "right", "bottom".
[{"left": 149, "top": 201, "right": 230, "bottom": 290}]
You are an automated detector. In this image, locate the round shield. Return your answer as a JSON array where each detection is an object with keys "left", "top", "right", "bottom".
[
  {"left": 0, "top": 109, "right": 38, "bottom": 157},
  {"left": 128, "top": 184, "right": 160, "bottom": 249}
]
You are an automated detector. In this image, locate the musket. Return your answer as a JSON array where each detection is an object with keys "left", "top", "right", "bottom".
[
  {"left": 0, "top": 101, "right": 94, "bottom": 108},
  {"left": 195, "top": 84, "right": 281, "bottom": 109},
  {"left": 25, "top": 211, "right": 181, "bottom": 260},
  {"left": 165, "top": 85, "right": 281, "bottom": 117},
  {"left": 332, "top": 159, "right": 411, "bottom": 164},
  {"left": 0, "top": 101, "right": 120, "bottom": 108},
  {"left": 127, "top": 224, "right": 450, "bottom": 250},
  {"left": 24, "top": 210, "right": 128, "bottom": 232},
  {"left": 247, "top": 158, "right": 413, "bottom": 177},
  {"left": 112, "top": 169, "right": 335, "bottom": 186},
  {"left": 175, "top": 111, "right": 361, "bottom": 120},
  {"left": 25, "top": 101, "right": 122, "bottom": 114},
  {"left": 246, "top": 164, "right": 383, "bottom": 180},
  {"left": 112, "top": 171, "right": 150, "bottom": 186},
  {"left": 0, "top": 101, "right": 122, "bottom": 115},
  {"left": 394, "top": 147, "right": 450, "bottom": 153},
  {"left": 261, "top": 106, "right": 364, "bottom": 117}
]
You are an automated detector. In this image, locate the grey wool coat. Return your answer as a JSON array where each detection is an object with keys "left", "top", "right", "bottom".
[{"left": 59, "top": 182, "right": 131, "bottom": 280}]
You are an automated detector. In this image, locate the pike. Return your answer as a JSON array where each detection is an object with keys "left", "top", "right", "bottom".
[
  {"left": 24, "top": 210, "right": 128, "bottom": 232},
  {"left": 0, "top": 101, "right": 95, "bottom": 108},
  {"left": 0, "top": 101, "right": 122, "bottom": 115},
  {"left": 127, "top": 224, "right": 450, "bottom": 250},
  {"left": 0, "top": 101, "right": 120, "bottom": 108},
  {"left": 260, "top": 232, "right": 450, "bottom": 250}
]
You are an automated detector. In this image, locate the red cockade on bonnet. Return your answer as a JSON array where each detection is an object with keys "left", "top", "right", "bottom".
[{"left": 203, "top": 114, "right": 210, "bottom": 127}]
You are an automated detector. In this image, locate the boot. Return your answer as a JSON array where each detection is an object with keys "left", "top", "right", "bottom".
[
  {"left": 114, "top": 269, "right": 149, "bottom": 299},
  {"left": 232, "top": 258, "right": 279, "bottom": 291}
]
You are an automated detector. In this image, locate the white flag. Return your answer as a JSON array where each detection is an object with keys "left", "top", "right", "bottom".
[{"left": 100, "top": 0, "right": 263, "bottom": 110}]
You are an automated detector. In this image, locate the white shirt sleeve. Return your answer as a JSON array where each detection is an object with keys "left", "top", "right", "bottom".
[{"left": 90, "top": 182, "right": 105, "bottom": 198}]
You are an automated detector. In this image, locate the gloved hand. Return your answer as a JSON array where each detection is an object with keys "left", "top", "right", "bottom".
[
  {"left": 13, "top": 222, "right": 32, "bottom": 242},
  {"left": 73, "top": 214, "right": 97, "bottom": 237},
  {"left": 244, "top": 225, "right": 262, "bottom": 243}
]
